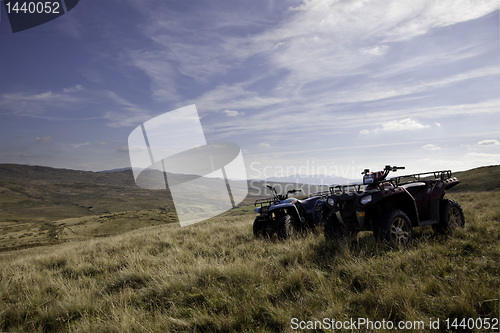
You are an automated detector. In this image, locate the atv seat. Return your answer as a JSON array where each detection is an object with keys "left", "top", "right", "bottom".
[
  {"left": 401, "top": 182, "right": 427, "bottom": 197},
  {"left": 299, "top": 196, "right": 320, "bottom": 212}
]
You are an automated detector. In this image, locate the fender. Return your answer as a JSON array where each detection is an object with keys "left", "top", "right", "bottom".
[
  {"left": 312, "top": 199, "right": 326, "bottom": 223},
  {"left": 269, "top": 202, "right": 302, "bottom": 220},
  {"left": 367, "top": 190, "right": 420, "bottom": 227},
  {"left": 435, "top": 177, "right": 460, "bottom": 196}
]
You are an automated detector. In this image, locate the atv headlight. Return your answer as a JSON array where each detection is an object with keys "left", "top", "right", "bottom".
[
  {"left": 327, "top": 197, "right": 335, "bottom": 206},
  {"left": 360, "top": 195, "right": 372, "bottom": 205}
]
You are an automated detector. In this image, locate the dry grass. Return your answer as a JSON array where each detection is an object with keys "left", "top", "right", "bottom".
[{"left": 0, "top": 192, "right": 499, "bottom": 332}]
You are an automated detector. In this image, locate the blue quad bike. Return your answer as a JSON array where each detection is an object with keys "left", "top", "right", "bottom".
[{"left": 253, "top": 185, "right": 326, "bottom": 239}]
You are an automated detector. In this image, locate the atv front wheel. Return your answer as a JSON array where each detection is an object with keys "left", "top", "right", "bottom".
[
  {"left": 434, "top": 199, "right": 465, "bottom": 234},
  {"left": 277, "top": 214, "right": 296, "bottom": 239},
  {"left": 377, "top": 209, "right": 412, "bottom": 247},
  {"left": 324, "top": 210, "right": 336, "bottom": 240},
  {"left": 253, "top": 216, "right": 268, "bottom": 238},
  {"left": 324, "top": 210, "right": 356, "bottom": 240}
]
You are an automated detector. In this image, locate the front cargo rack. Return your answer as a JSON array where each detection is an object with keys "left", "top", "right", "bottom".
[
  {"left": 255, "top": 197, "right": 279, "bottom": 206},
  {"left": 329, "top": 183, "right": 366, "bottom": 194}
]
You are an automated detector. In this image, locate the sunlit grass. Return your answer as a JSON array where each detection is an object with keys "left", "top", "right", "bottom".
[{"left": 0, "top": 192, "right": 499, "bottom": 332}]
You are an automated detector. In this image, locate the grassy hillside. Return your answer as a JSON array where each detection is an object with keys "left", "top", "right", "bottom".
[
  {"left": 0, "top": 164, "right": 498, "bottom": 332},
  {"left": 0, "top": 191, "right": 498, "bottom": 332},
  {"left": 0, "top": 164, "right": 179, "bottom": 251},
  {"left": 451, "top": 165, "right": 500, "bottom": 192},
  {"left": 0, "top": 164, "right": 174, "bottom": 219},
  {"left": 0, "top": 164, "right": 319, "bottom": 251}
]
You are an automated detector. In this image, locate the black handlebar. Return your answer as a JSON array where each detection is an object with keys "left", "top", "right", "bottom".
[
  {"left": 385, "top": 165, "right": 404, "bottom": 171},
  {"left": 363, "top": 165, "right": 405, "bottom": 175},
  {"left": 265, "top": 186, "right": 301, "bottom": 201}
]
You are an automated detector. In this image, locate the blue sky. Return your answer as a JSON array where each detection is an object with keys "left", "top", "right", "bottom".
[{"left": 1, "top": 0, "right": 499, "bottom": 180}]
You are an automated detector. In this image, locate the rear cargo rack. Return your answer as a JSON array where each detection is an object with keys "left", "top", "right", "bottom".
[
  {"left": 390, "top": 170, "right": 452, "bottom": 186},
  {"left": 328, "top": 170, "right": 453, "bottom": 194}
]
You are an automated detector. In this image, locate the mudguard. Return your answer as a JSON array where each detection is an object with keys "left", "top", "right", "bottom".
[
  {"left": 269, "top": 202, "right": 301, "bottom": 216},
  {"left": 312, "top": 199, "right": 326, "bottom": 224}
]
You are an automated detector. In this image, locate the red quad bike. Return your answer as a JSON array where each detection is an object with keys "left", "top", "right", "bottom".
[{"left": 322, "top": 165, "right": 465, "bottom": 247}]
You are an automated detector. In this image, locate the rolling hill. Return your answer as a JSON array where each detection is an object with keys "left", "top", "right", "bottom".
[
  {"left": 0, "top": 163, "right": 497, "bottom": 252},
  {"left": 451, "top": 164, "right": 500, "bottom": 192},
  {"left": 0, "top": 163, "right": 498, "bottom": 331},
  {"left": 0, "top": 163, "right": 497, "bottom": 225}
]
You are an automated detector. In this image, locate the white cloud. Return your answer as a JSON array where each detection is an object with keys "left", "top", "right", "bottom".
[
  {"left": 477, "top": 139, "right": 500, "bottom": 146},
  {"left": 359, "top": 129, "right": 370, "bottom": 135},
  {"left": 224, "top": 109, "right": 243, "bottom": 117},
  {"left": 422, "top": 143, "right": 441, "bottom": 151},
  {"left": 361, "top": 118, "right": 430, "bottom": 134},
  {"left": 259, "top": 143, "right": 270, "bottom": 148},
  {"left": 361, "top": 45, "right": 389, "bottom": 56},
  {"left": 378, "top": 118, "right": 430, "bottom": 132}
]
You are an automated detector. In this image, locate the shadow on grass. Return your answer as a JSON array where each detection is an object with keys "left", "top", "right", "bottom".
[{"left": 306, "top": 226, "right": 455, "bottom": 269}]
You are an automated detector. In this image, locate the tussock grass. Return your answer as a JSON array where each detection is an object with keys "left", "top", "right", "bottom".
[{"left": 1, "top": 192, "right": 499, "bottom": 332}]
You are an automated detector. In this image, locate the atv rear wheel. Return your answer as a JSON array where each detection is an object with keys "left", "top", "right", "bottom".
[
  {"left": 433, "top": 199, "right": 465, "bottom": 235},
  {"left": 377, "top": 209, "right": 412, "bottom": 247},
  {"left": 277, "top": 214, "right": 296, "bottom": 239}
]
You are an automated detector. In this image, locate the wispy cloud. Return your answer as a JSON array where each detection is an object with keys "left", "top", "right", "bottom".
[
  {"left": 190, "top": 84, "right": 284, "bottom": 112},
  {"left": 2, "top": 0, "right": 498, "bottom": 174},
  {"left": 0, "top": 90, "right": 82, "bottom": 118},
  {"left": 128, "top": 50, "right": 181, "bottom": 102},
  {"left": 250, "top": 0, "right": 498, "bottom": 84}
]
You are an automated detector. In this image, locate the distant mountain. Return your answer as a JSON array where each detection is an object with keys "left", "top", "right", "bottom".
[
  {"left": 98, "top": 167, "right": 133, "bottom": 173},
  {"left": 0, "top": 163, "right": 136, "bottom": 186},
  {"left": 265, "top": 174, "right": 357, "bottom": 186}
]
